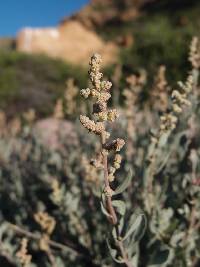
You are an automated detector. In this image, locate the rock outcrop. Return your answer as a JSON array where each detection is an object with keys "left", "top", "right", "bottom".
[{"left": 16, "top": 20, "right": 118, "bottom": 66}]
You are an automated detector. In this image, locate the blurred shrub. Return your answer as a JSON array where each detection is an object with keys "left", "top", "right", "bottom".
[
  {"left": 96, "top": 2, "right": 199, "bottom": 85},
  {"left": 0, "top": 39, "right": 199, "bottom": 266},
  {"left": 0, "top": 51, "right": 87, "bottom": 117}
]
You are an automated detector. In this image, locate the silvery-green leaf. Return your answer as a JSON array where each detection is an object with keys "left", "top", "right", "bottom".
[
  {"left": 112, "top": 200, "right": 126, "bottom": 216},
  {"left": 158, "top": 132, "right": 170, "bottom": 147},
  {"left": 114, "top": 171, "right": 132, "bottom": 195},
  {"left": 118, "top": 217, "right": 124, "bottom": 234},
  {"left": 0, "top": 223, "right": 9, "bottom": 240},
  {"left": 122, "top": 213, "right": 146, "bottom": 242},
  {"left": 170, "top": 231, "right": 185, "bottom": 247},
  {"left": 127, "top": 241, "right": 138, "bottom": 259},
  {"left": 92, "top": 185, "right": 102, "bottom": 198},
  {"left": 107, "top": 239, "right": 125, "bottom": 264},
  {"left": 106, "top": 239, "right": 117, "bottom": 260},
  {"left": 112, "top": 227, "right": 117, "bottom": 239},
  {"left": 129, "top": 247, "right": 139, "bottom": 267},
  {"left": 113, "top": 257, "right": 125, "bottom": 264},
  {"left": 148, "top": 246, "right": 174, "bottom": 267}
]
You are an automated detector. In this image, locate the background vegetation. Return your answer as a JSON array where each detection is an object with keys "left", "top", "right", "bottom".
[{"left": 0, "top": 1, "right": 199, "bottom": 267}]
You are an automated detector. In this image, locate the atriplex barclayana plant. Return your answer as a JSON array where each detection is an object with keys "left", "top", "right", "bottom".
[
  {"left": 0, "top": 37, "right": 199, "bottom": 267},
  {"left": 79, "top": 54, "right": 146, "bottom": 267}
]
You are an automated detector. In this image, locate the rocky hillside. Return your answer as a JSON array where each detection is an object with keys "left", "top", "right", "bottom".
[
  {"left": 69, "top": 0, "right": 155, "bottom": 29},
  {"left": 69, "top": 0, "right": 199, "bottom": 31}
]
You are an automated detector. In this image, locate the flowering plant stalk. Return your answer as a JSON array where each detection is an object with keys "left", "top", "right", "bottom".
[{"left": 80, "top": 54, "right": 146, "bottom": 266}]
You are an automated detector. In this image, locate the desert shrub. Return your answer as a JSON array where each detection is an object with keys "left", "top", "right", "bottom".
[{"left": 0, "top": 38, "right": 199, "bottom": 267}]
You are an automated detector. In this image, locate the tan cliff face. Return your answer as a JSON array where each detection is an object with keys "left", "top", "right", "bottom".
[{"left": 16, "top": 20, "right": 118, "bottom": 66}]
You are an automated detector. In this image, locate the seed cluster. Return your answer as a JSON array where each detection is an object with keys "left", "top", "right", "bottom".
[
  {"left": 151, "top": 74, "right": 193, "bottom": 143},
  {"left": 80, "top": 54, "right": 119, "bottom": 127},
  {"left": 34, "top": 211, "right": 56, "bottom": 235},
  {"left": 172, "top": 75, "right": 193, "bottom": 114},
  {"left": 16, "top": 238, "right": 32, "bottom": 267},
  {"left": 189, "top": 36, "right": 200, "bottom": 69},
  {"left": 108, "top": 154, "right": 122, "bottom": 182},
  {"left": 151, "top": 65, "right": 169, "bottom": 113},
  {"left": 80, "top": 53, "right": 125, "bottom": 183},
  {"left": 34, "top": 211, "right": 56, "bottom": 253},
  {"left": 51, "top": 179, "right": 62, "bottom": 204}
]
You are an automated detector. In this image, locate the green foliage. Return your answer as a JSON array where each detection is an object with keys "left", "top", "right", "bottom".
[
  {"left": 101, "top": 3, "right": 198, "bottom": 85},
  {"left": 0, "top": 51, "right": 87, "bottom": 116},
  {"left": 120, "top": 15, "right": 193, "bottom": 84},
  {"left": 0, "top": 66, "right": 19, "bottom": 104}
]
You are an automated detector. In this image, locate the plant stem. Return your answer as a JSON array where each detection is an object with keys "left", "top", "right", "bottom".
[
  {"left": 7, "top": 222, "right": 77, "bottom": 253},
  {"left": 0, "top": 242, "right": 16, "bottom": 265},
  {"left": 100, "top": 133, "right": 133, "bottom": 267},
  {"left": 116, "top": 239, "right": 134, "bottom": 267},
  {"left": 8, "top": 222, "right": 101, "bottom": 267},
  {"left": 101, "top": 132, "right": 118, "bottom": 225}
]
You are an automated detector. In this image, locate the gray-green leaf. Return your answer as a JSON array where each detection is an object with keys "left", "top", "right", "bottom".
[
  {"left": 122, "top": 213, "right": 146, "bottom": 242},
  {"left": 114, "top": 171, "right": 132, "bottom": 195}
]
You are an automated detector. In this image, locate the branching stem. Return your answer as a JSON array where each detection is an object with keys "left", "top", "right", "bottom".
[
  {"left": 6, "top": 222, "right": 94, "bottom": 263},
  {"left": 100, "top": 133, "right": 133, "bottom": 267},
  {"left": 101, "top": 132, "right": 118, "bottom": 225}
]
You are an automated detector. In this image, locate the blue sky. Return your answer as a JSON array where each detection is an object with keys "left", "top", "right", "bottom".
[{"left": 0, "top": 0, "right": 89, "bottom": 37}]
